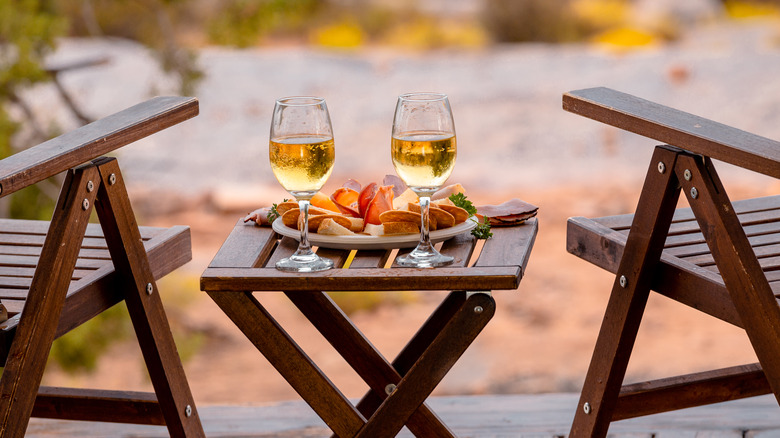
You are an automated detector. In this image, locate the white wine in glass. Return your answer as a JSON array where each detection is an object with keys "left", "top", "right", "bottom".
[
  {"left": 269, "top": 97, "right": 335, "bottom": 272},
  {"left": 391, "top": 93, "right": 457, "bottom": 267}
]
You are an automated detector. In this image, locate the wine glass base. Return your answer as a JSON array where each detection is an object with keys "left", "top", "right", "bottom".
[
  {"left": 396, "top": 250, "right": 454, "bottom": 268},
  {"left": 275, "top": 254, "right": 334, "bottom": 272}
]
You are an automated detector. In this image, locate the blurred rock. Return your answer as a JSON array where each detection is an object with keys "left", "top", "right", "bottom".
[{"left": 633, "top": 0, "right": 724, "bottom": 25}]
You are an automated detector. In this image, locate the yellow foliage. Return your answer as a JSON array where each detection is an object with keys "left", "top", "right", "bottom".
[
  {"left": 592, "top": 26, "right": 657, "bottom": 49},
  {"left": 383, "top": 18, "right": 487, "bottom": 49},
  {"left": 439, "top": 20, "right": 490, "bottom": 48},
  {"left": 312, "top": 21, "right": 364, "bottom": 48},
  {"left": 571, "top": 0, "right": 629, "bottom": 29},
  {"left": 384, "top": 18, "right": 440, "bottom": 49},
  {"left": 724, "top": 1, "right": 780, "bottom": 19}
]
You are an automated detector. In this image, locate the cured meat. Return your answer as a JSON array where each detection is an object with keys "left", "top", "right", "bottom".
[{"left": 476, "top": 198, "right": 538, "bottom": 226}]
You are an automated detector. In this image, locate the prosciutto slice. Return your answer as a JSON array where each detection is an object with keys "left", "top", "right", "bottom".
[{"left": 477, "top": 198, "right": 538, "bottom": 227}]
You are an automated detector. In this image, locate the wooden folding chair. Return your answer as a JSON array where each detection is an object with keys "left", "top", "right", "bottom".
[
  {"left": 0, "top": 96, "right": 205, "bottom": 437},
  {"left": 563, "top": 87, "right": 780, "bottom": 437}
]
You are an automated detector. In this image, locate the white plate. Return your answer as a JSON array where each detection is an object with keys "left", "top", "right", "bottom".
[{"left": 272, "top": 217, "right": 477, "bottom": 250}]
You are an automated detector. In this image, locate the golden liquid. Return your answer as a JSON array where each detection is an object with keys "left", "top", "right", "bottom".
[
  {"left": 270, "top": 135, "right": 335, "bottom": 197},
  {"left": 391, "top": 132, "right": 456, "bottom": 192}
]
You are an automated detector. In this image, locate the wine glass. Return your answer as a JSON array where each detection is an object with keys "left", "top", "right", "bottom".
[
  {"left": 391, "top": 92, "right": 457, "bottom": 268},
  {"left": 269, "top": 96, "right": 335, "bottom": 272}
]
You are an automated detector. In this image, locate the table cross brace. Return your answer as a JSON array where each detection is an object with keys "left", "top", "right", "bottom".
[{"left": 210, "top": 287, "right": 494, "bottom": 438}]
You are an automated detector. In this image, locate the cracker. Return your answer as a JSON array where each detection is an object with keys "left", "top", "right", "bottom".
[
  {"left": 436, "top": 204, "right": 469, "bottom": 224},
  {"left": 379, "top": 209, "right": 421, "bottom": 224},
  {"left": 383, "top": 221, "right": 419, "bottom": 235}
]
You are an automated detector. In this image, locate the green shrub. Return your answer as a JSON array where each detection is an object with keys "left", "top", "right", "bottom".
[
  {"left": 207, "top": 0, "right": 320, "bottom": 47},
  {"left": 481, "top": 0, "right": 588, "bottom": 43}
]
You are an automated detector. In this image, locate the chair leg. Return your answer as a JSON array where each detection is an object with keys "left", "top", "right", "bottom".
[
  {"left": 0, "top": 165, "right": 99, "bottom": 437},
  {"left": 570, "top": 146, "right": 683, "bottom": 438},
  {"left": 676, "top": 154, "right": 780, "bottom": 406},
  {"left": 93, "top": 158, "right": 204, "bottom": 437}
]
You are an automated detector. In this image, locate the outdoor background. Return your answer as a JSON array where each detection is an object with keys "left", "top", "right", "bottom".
[{"left": 5, "top": 0, "right": 780, "bottom": 405}]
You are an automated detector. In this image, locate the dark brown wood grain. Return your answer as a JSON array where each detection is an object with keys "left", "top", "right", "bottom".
[
  {"left": 286, "top": 290, "right": 455, "bottom": 437},
  {"left": 613, "top": 363, "right": 770, "bottom": 420},
  {"left": 475, "top": 218, "right": 538, "bottom": 275},
  {"left": 564, "top": 87, "right": 780, "bottom": 437},
  {"left": 202, "top": 265, "right": 521, "bottom": 292},
  {"left": 0, "top": 93, "right": 203, "bottom": 436},
  {"left": 563, "top": 87, "right": 780, "bottom": 178},
  {"left": 0, "top": 165, "right": 99, "bottom": 437},
  {"left": 353, "top": 293, "right": 495, "bottom": 438},
  {"left": 0, "top": 205, "right": 193, "bottom": 419},
  {"left": 208, "top": 220, "right": 278, "bottom": 269},
  {"left": 207, "top": 290, "right": 366, "bottom": 437},
  {"left": 570, "top": 146, "right": 683, "bottom": 438},
  {"left": 675, "top": 154, "right": 780, "bottom": 407},
  {"left": 567, "top": 216, "right": 742, "bottom": 327},
  {"left": 93, "top": 158, "right": 203, "bottom": 437},
  {"left": 201, "top": 215, "right": 538, "bottom": 436},
  {"left": 32, "top": 387, "right": 165, "bottom": 425}
]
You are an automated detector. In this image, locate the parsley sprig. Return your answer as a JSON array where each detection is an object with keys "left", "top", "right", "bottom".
[
  {"left": 267, "top": 199, "right": 289, "bottom": 224},
  {"left": 449, "top": 193, "right": 492, "bottom": 239}
]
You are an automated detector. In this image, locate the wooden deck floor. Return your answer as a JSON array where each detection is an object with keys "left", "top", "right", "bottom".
[{"left": 25, "top": 393, "right": 780, "bottom": 437}]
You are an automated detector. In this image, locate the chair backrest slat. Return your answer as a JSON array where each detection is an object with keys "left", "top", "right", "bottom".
[
  {"left": 563, "top": 87, "right": 780, "bottom": 179},
  {"left": 0, "top": 96, "right": 198, "bottom": 197}
]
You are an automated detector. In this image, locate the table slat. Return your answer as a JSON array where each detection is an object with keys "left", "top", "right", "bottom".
[
  {"left": 202, "top": 266, "right": 522, "bottom": 292},
  {"left": 208, "top": 221, "right": 277, "bottom": 269}
]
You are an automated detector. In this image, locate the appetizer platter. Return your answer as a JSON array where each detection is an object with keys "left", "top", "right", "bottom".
[{"left": 245, "top": 175, "right": 538, "bottom": 250}]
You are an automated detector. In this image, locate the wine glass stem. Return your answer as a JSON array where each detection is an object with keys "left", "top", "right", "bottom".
[
  {"left": 298, "top": 199, "right": 314, "bottom": 254},
  {"left": 419, "top": 196, "right": 433, "bottom": 250}
]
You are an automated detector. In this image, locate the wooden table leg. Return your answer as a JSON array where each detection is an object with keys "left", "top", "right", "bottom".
[
  {"left": 354, "top": 292, "right": 496, "bottom": 438},
  {"left": 350, "top": 290, "right": 466, "bottom": 423},
  {"left": 207, "top": 290, "right": 366, "bottom": 437},
  {"left": 286, "top": 290, "right": 455, "bottom": 438}
]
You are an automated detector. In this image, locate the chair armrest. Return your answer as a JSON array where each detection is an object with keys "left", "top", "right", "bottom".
[
  {"left": 0, "top": 96, "right": 198, "bottom": 197},
  {"left": 562, "top": 87, "right": 780, "bottom": 179}
]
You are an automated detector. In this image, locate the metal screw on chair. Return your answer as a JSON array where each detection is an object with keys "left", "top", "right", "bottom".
[
  {"left": 86, "top": 181, "right": 94, "bottom": 192},
  {"left": 583, "top": 402, "right": 591, "bottom": 414},
  {"left": 684, "top": 169, "right": 692, "bottom": 181},
  {"left": 657, "top": 162, "right": 666, "bottom": 174},
  {"left": 474, "top": 306, "right": 484, "bottom": 314},
  {"left": 146, "top": 283, "right": 154, "bottom": 295},
  {"left": 619, "top": 275, "right": 628, "bottom": 288},
  {"left": 385, "top": 383, "right": 397, "bottom": 395},
  {"left": 109, "top": 173, "right": 117, "bottom": 185},
  {"left": 185, "top": 405, "right": 192, "bottom": 417},
  {"left": 82, "top": 199, "right": 90, "bottom": 210},
  {"left": 691, "top": 187, "right": 699, "bottom": 199}
]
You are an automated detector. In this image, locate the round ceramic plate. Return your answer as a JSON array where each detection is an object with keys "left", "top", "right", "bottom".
[{"left": 272, "top": 217, "right": 477, "bottom": 250}]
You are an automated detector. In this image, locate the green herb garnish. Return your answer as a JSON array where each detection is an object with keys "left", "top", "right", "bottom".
[
  {"left": 267, "top": 199, "right": 289, "bottom": 223},
  {"left": 449, "top": 193, "right": 492, "bottom": 239}
]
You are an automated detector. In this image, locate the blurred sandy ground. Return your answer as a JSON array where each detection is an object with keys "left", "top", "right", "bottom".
[{"left": 25, "top": 19, "right": 780, "bottom": 404}]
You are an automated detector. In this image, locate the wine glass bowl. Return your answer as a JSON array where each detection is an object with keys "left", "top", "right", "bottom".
[
  {"left": 269, "top": 96, "right": 335, "bottom": 272},
  {"left": 391, "top": 92, "right": 457, "bottom": 268}
]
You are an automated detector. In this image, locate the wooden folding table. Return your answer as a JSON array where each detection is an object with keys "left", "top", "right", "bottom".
[{"left": 200, "top": 217, "right": 537, "bottom": 437}]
